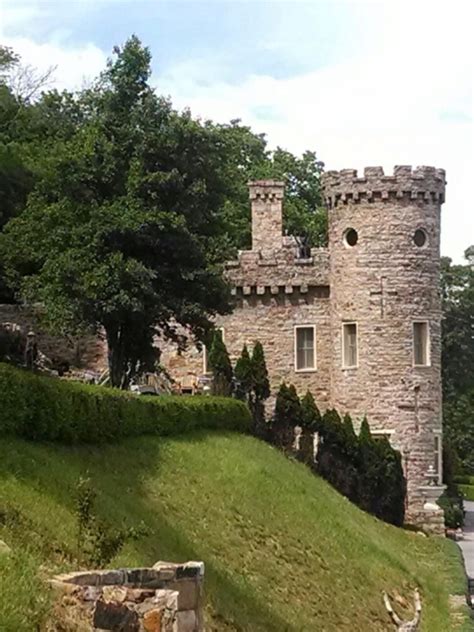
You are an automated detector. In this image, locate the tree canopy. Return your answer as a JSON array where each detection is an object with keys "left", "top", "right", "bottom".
[{"left": 0, "top": 36, "right": 326, "bottom": 387}]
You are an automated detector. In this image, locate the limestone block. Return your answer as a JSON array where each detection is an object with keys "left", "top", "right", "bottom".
[
  {"left": 93, "top": 599, "right": 139, "bottom": 631},
  {"left": 168, "top": 580, "right": 198, "bottom": 611},
  {"left": 176, "top": 609, "right": 197, "bottom": 632}
]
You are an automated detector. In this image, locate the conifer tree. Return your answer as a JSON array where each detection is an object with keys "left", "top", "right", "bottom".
[
  {"left": 250, "top": 340, "right": 270, "bottom": 432},
  {"left": 234, "top": 344, "right": 252, "bottom": 401},
  {"left": 273, "top": 382, "right": 302, "bottom": 449},
  {"left": 301, "top": 391, "right": 321, "bottom": 431},
  {"left": 251, "top": 341, "right": 270, "bottom": 403},
  {"left": 300, "top": 390, "right": 321, "bottom": 463},
  {"left": 208, "top": 330, "right": 233, "bottom": 396}
]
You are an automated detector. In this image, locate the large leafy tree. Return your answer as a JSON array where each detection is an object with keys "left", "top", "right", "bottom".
[
  {"left": 441, "top": 251, "right": 474, "bottom": 399},
  {"left": 1, "top": 37, "right": 232, "bottom": 387},
  {"left": 441, "top": 249, "right": 474, "bottom": 472}
]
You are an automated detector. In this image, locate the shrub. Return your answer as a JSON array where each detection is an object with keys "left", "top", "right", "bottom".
[
  {"left": 438, "top": 493, "right": 464, "bottom": 529},
  {"left": 272, "top": 383, "right": 301, "bottom": 450},
  {"left": 299, "top": 391, "right": 321, "bottom": 463},
  {"left": 317, "top": 409, "right": 360, "bottom": 504},
  {"left": 249, "top": 341, "right": 270, "bottom": 435},
  {"left": 313, "top": 410, "right": 406, "bottom": 527},
  {"left": 208, "top": 330, "right": 233, "bottom": 396},
  {"left": 75, "top": 476, "right": 147, "bottom": 566},
  {"left": 234, "top": 344, "right": 253, "bottom": 401},
  {"left": 0, "top": 362, "right": 251, "bottom": 444}
]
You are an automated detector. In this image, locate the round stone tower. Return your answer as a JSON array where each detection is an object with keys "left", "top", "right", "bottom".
[{"left": 322, "top": 165, "right": 446, "bottom": 524}]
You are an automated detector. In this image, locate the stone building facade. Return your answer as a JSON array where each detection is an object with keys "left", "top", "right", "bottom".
[{"left": 160, "top": 167, "right": 446, "bottom": 526}]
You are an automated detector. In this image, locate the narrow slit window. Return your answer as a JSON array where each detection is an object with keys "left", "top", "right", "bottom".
[
  {"left": 413, "top": 321, "right": 430, "bottom": 366},
  {"left": 342, "top": 323, "right": 358, "bottom": 368},
  {"left": 295, "top": 326, "right": 316, "bottom": 371}
]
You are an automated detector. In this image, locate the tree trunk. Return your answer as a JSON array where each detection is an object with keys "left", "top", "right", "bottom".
[{"left": 105, "top": 324, "right": 129, "bottom": 389}]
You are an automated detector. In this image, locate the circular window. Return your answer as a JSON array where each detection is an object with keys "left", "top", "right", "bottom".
[
  {"left": 344, "top": 228, "right": 358, "bottom": 247},
  {"left": 413, "top": 228, "right": 427, "bottom": 248}
]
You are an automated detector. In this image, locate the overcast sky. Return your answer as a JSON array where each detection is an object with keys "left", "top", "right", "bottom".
[{"left": 1, "top": 0, "right": 473, "bottom": 261}]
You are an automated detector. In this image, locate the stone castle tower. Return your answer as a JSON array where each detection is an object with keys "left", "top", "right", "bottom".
[
  {"left": 323, "top": 166, "right": 445, "bottom": 526},
  {"left": 159, "top": 166, "right": 447, "bottom": 529}
]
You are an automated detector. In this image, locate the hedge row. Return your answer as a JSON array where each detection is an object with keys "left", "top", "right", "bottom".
[{"left": 0, "top": 363, "right": 251, "bottom": 444}]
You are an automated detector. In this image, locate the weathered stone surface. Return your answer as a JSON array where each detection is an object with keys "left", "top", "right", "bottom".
[
  {"left": 51, "top": 562, "right": 202, "bottom": 631},
  {"left": 93, "top": 599, "right": 139, "bottom": 631},
  {"left": 159, "top": 169, "right": 446, "bottom": 529},
  {"left": 168, "top": 580, "right": 198, "bottom": 611},
  {"left": 103, "top": 585, "right": 128, "bottom": 603},
  {"left": 176, "top": 609, "right": 197, "bottom": 632},
  {"left": 142, "top": 607, "right": 162, "bottom": 632},
  {"left": 0, "top": 539, "right": 11, "bottom": 556}
]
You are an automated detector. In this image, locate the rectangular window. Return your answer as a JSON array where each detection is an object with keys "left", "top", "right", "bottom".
[
  {"left": 203, "top": 328, "right": 224, "bottom": 374},
  {"left": 294, "top": 325, "right": 316, "bottom": 371},
  {"left": 342, "top": 323, "right": 358, "bottom": 368},
  {"left": 413, "top": 321, "right": 430, "bottom": 366},
  {"left": 433, "top": 433, "right": 442, "bottom": 484}
]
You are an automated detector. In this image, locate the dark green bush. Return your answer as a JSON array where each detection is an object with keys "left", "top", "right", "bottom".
[
  {"left": 312, "top": 410, "right": 406, "bottom": 527},
  {"left": 272, "top": 383, "right": 302, "bottom": 450},
  {"left": 0, "top": 362, "right": 251, "bottom": 444},
  {"left": 438, "top": 493, "right": 464, "bottom": 529}
]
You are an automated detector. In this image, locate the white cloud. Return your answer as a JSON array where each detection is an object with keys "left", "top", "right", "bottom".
[
  {"left": 1, "top": 0, "right": 472, "bottom": 261},
  {"left": 155, "top": 2, "right": 474, "bottom": 262}
]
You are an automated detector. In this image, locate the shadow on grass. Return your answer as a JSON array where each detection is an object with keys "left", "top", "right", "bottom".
[{"left": 0, "top": 431, "right": 293, "bottom": 632}]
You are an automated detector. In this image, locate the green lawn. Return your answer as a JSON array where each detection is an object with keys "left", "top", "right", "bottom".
[
  {"left": 0, "top": 433, "right": 470, "bottom": 631},
  {"left": 459, "top": 484, "right": 474, "bottom": 501}
]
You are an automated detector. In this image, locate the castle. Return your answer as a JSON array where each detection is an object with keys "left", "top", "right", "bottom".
[{"left": 160, "top": 165, "right": 446, "bottom": 529}]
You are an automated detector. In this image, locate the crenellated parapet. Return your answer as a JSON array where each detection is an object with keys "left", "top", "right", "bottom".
[
  {"left": 224, "top": 247, "right": 329, "bottom": 296},
  {"left": 321, "top": 166, "right": 446, "bottom": 209}
]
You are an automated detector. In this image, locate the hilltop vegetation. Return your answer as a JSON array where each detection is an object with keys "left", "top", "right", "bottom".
[{"left": 0, "top": 432, "right": 469, "bottom": 631}]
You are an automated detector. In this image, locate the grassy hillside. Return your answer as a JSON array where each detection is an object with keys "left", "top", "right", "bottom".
[{"left": 0, "top": 432, "right": 470, "bottom": 631}]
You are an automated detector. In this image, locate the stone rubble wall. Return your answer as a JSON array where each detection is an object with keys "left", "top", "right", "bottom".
[
  {"left": 0, "top": 304, "right": 107, "bottom": 374},
  {"left": 50, "top": 561, "right": 204, "bottom": 632}
]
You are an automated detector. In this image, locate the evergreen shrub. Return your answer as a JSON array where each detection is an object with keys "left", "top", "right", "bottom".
[{"left": 0, "top": 362, "right": 251, "bottom": 444}]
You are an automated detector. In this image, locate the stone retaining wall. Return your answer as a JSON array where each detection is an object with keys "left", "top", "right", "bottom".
[{"left": 50, "top": 561, "right": 204, "bottom": 632}]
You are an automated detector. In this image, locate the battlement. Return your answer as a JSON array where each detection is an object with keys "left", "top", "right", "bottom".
[
  {"left": 321, "top": 166, "right": 446, "bottom": 209},
  {"left": 224, "top": 247, "right": 330, "bottom": 292},
  {"left": 248, "top": 180, "right": 285, "bottom": 201}
]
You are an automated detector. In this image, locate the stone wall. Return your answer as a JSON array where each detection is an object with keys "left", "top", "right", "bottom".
[
  {"left": 322, "top": 166, "right": 445, "bottom": 521},
  {"left": 0, "top": 304, "right": 107, "bottom": 373},
  {"left": 249, "top": 180, "right": 284, "bottom": 253},
  {"left": 50, "top": 561, "right": 204, "bottom": 631}
]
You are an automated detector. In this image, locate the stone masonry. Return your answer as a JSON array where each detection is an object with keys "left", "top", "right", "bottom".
[
  {"left": 49, "top": 561, "right": 204, "bottom": 632},
  {"left": 160, "top": 170, "right": 447, "bottom": 530}
]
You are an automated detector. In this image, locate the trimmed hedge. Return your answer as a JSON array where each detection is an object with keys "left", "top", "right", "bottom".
[{"left": 0, "top": 363, "right": 251, "bottom": 444}]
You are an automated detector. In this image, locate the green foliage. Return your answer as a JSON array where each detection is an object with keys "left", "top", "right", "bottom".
[
  {"left": 441, "top": 253, "right": 474, "bottom": 475},
  {"left": 0, "top": 362, "right": 251, "bottom": 443},
  {"left": 208, "top": 330, "right": 233, "bottom": 396},
  {"left": 250, "top": 340, "right": 270, "bottom": 403},
  {"left": 75, "top": 476, "right": 145, "bottom": 567},
  {"left": 1, "top": 37, "right": 233, "bottom": 388},
  {"left": 301, "top": 390, "right": 321, "bottom": 430},
  {"left": 313, "top": 409, "right": 406, "bottom": 526},
  {"left": 441, "top": 254, "right": 474, "bottom": 400},
  {"left": 438, "top": 493, "right": 464, "bottom": 529},
  {"left": 272, "top": 383, "right": 302, "bottom": 450},
  {"left": 444, "top": 387, "right": 474, "bottom": 474},
  {"left": 234, "top": 344, "right": 252, "bottom": 401}
]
